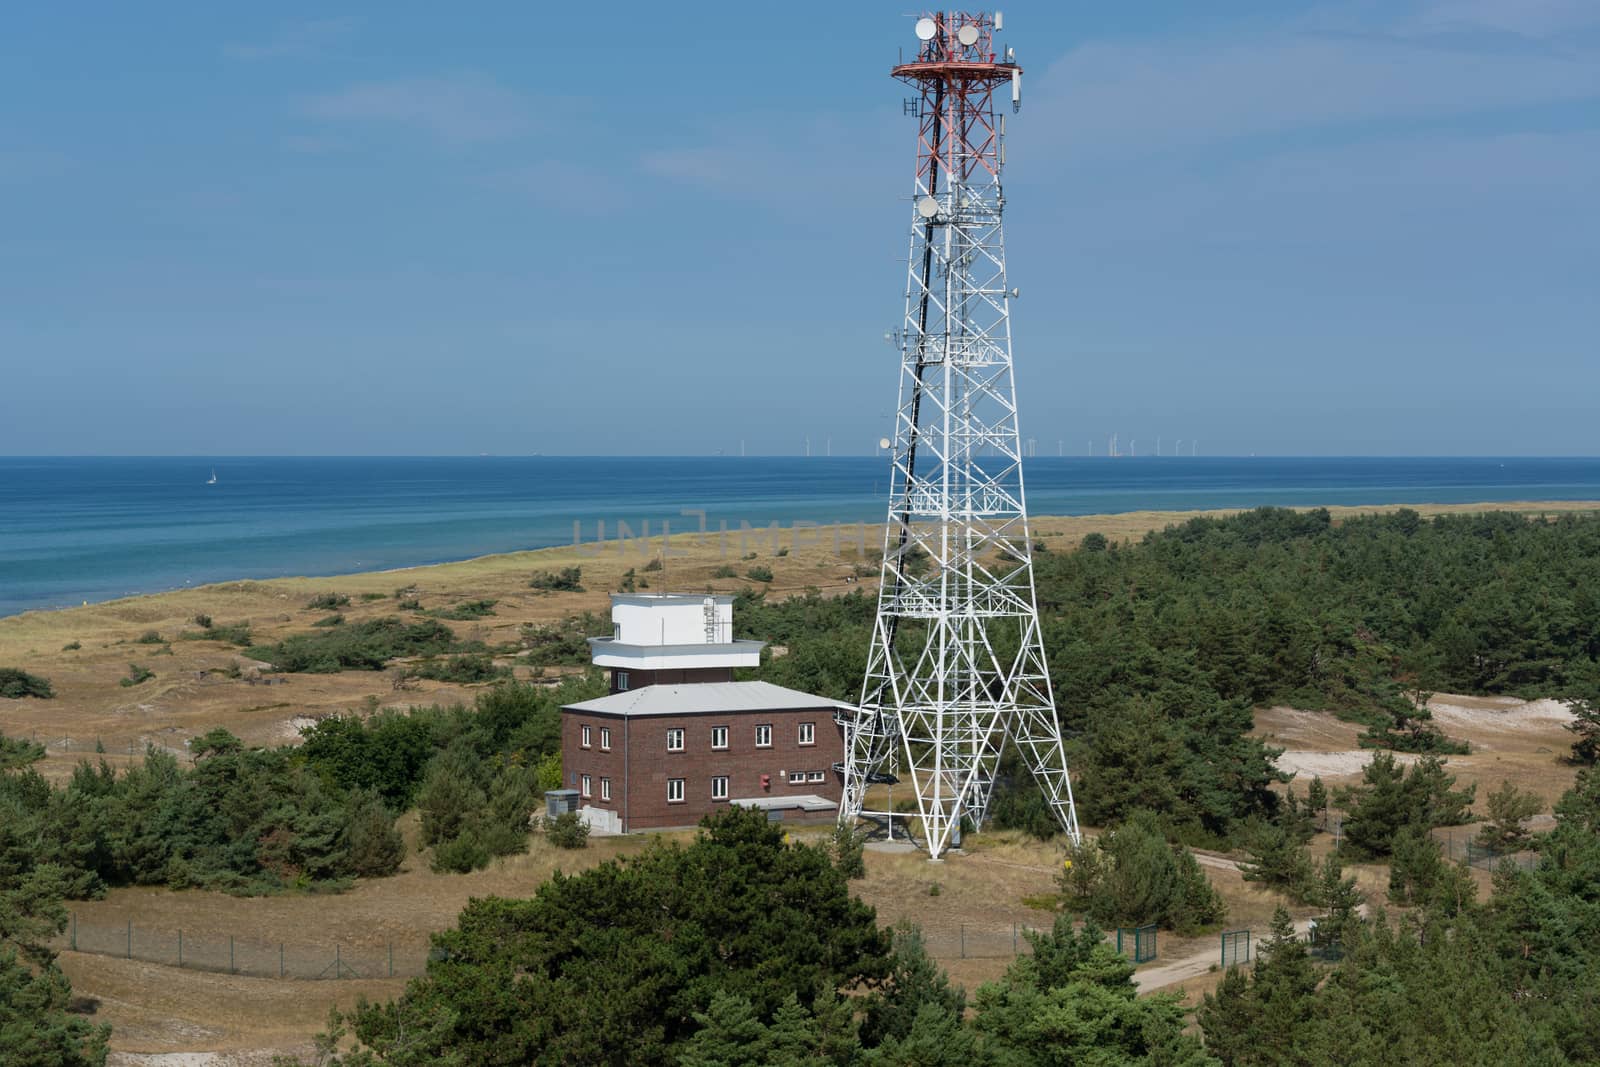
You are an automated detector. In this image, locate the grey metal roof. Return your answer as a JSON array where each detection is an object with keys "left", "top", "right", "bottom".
[
  {"left": 563, "top": 680, "right": 855, "bottom": 718},
  {"left": 730, "top": 795, "right": 837, "bottom": 812}
]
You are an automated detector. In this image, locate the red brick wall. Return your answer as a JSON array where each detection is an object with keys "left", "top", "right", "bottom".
[{"left": 562, "top": 706, "right": 844, "bottom": 831}]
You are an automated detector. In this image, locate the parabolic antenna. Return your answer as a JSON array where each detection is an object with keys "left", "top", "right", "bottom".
[
  {"left": 879, "top": 437, "right": 891, "bottom": 451},
  {"left": 914, "top": 17, "right": 936, "bottom": 41},
  {"left": 957, "top": 24, "right": 979, "bottom": 46},
  {"left": 916, "top": 195, "right": 939, "bottom": 219}
]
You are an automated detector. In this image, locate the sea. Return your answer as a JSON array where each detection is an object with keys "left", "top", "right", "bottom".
[{"left": 4, "top": 455, "right": 1600, "bottom": 619}]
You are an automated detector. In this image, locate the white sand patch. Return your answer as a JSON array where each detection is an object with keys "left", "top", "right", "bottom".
[
  {"left": 1274, "top": 750, "right": 1417, "bottom": 779},
  {"left": 1427, "top": 696, "right": 1575, "bottom": 732},
  {"left": 277, "top": 715, "right": 318, "bottom": 743}
]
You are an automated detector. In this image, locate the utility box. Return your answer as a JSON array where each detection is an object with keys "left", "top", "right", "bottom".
[{"left": 545, "top": 789, "right": 580, "bottom": 817}]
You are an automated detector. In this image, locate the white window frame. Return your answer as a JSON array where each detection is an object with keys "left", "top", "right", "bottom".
[
  {"left": 755, "top": 724, "right": 773, "bottom": 748},
  {"left": 580, "top": 724, "right": 592, "bottom": 749},
  {"left": 580, "top": 774, "right": 592, "bottom": 798},
  {"left": 798, "top": 722, "right": 816, "bottom": 746},
  {"left": 711, "top": 726, "right": 729, "bottom": 750},
  {"left": 807, "top": 770, "right": 825, "bottom": 783},
  {"left": 666, "top": 728, "right": 685, "bottom": 753},
  {"left": 667, "top": 778, "right": 685, "bottom": 803},
  {"left": 616, "top": 670, "right": 630, "bottom": 691},
  {"left": 600, "top": 777, "right": 611, "bottom": 801},
  {"left": 600, "top": 727, "right": 611, "bottom": 751},
  {"left": 711, "top": 776, "right": 729, "bottom": 800},
  {"left": 788, "top": 770, "right": 807, "bottom": 785}
]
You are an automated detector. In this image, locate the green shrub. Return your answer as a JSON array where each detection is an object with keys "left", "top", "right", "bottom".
[
  {"left": 192, "top": 613, "right": 213, "bottom": 629},
  {"left": 135, "top": 630, "right": 164, "bottom": 644},
  {"left": 642, "top": 557, "right": 664, "bottom": 573},
  {"left": 0, "top": 668, "right": 54, "bottom": 699},
  {"left": 360, "top": 592, "right": 389, "bottom": 601},
  {"left": 397, "top": 597, "right": 422, "bottom": 611},
  {"left": 120, "top": 663, "right": 154, "bottom": 687},
  {"left": 306, "top": 592, "right": 350, "bottom": 611},
  {"left": 312, "top": 613, "right": 345, "bottom": 627},
  {"left": 252, "top": 616, "right": 463, "bottom": 673},
  {"left": 528, "top": 567, "right": 584, "bottom": 592},
  {"left": 746, "top": 565, "right": 774, "bottom": 583},
  {"left": 178, "top": 621, "right": 253, "bottom": 646},
  {"left": 712, "top": 564, "right": 738, "bottom": 578},
  {"left": 544, "top": 811, "right": 590, "bottom": 849},
  {"left": 413, "top": 655, "right": 510, "bottom": 684},
  {"left": 61, "top": 641, "right": 81, "bottom": 651},
  {"left": 427, "top": 599, "right": 498, "bottom": 621},
  {"left": 776, "top": 546, "right": 790, "bottom": 557}
]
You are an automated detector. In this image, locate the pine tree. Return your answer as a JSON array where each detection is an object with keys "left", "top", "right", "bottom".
[{"left": 1475, "top": 779, "right": 1542, "bottom": 852}]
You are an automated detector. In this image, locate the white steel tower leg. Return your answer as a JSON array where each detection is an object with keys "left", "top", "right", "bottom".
[{"left": 839, "top": 10, "right": 1079, "bottom": 860}]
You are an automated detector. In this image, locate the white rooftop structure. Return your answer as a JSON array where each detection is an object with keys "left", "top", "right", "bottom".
[
  {"left": 587, "top": 593, "right": 763, "bottom": 672},
  {"left": 564, "top": 680, "right": 854, "bottom": 719}
]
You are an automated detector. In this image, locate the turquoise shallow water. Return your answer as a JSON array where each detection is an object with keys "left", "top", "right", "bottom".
[{"left": 4, "top": 455, "right": 1599, "bottom": 617}]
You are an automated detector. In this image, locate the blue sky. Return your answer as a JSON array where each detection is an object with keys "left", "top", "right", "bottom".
[{"left": 2, "top": 1, "right": 1595, "bottom": 456}]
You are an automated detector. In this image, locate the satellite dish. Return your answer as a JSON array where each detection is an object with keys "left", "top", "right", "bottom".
[
  {"left": 957, "top": 24, "right": 979, "bottom": 46},
  {"left": 914, "top": 17, "right": 937, "bottom": 41},
  {"left": 879, "top": 437, "right": 891, "bottom": 451},
  {"left": 916, "top": 196, "right": 940, "bottom": 219}
]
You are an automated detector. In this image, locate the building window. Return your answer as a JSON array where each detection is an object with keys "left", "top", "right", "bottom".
[
  {"left": 600, "top": 727, "right": 611, "bottom": 751},
  {"left": 807, "top": 770, "right": 826, "bottom": 783},
  {"left": 580, "top": 774, "right": 592, "bottom": 798},
  {"left": 667, "top": 728, "right": 685, "bottom": 752},
  {"left": 712, "top": 776, "right": 729, "bottom": 800},
  {"left": 755, "top": 724, "right": 772, "bottom": 748},
  {"left": 616, "top": 671, "right": 630, "bottom": 691},
  {"left": 788, "top": 771, "right": 807, "bottom": 785},
  {"left": 600, "top": 777, "right": 611, "bottom": 801},
  {"left": 798, "top": 722, "right": 816, "bottom": 746},
  {"left": 581, "top": 724, "right": 592, "bottom": 749},
  {"left": 711, "top": 726, "right": 729, "bottom": 750},
  {"left": 668, "top": 778, "right": 685, "bottom": 803}
]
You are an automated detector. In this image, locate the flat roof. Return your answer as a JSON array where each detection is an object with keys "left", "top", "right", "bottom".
[
  {"left": 730, "top": 795, "right": 837, "bottom": 813},
  {"left": 563, "top": 680, "right": 855, "bottom": 718}
]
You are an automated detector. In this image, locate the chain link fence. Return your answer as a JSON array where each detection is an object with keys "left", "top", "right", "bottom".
[{"left": 58, "top": 914, "right": 431, "bottom": 980}]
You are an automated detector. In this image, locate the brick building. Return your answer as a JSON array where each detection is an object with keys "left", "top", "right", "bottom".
[{"left": 560, "top": 593, "right": 849, "bottom": 832}]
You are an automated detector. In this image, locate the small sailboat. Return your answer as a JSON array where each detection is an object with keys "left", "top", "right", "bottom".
[{"left": 206, "top": 469, "right": 218, "bottom": 485}]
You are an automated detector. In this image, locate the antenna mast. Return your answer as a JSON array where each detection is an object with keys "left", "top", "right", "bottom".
[{"left": 839, "top": 11, "right": 1079, "bottom": 859}]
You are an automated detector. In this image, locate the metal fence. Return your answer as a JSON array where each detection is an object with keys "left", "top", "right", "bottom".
[
  {"left": 1221, "top": 929, "right": 1251, "bottom": 967},
  {"left": 58, "top": 914, "right": 431, "bottom": 980},
  {"left": 1437, "top": 830, "right": 1539, "bottom": 872},
  {"left": 919, "top": 922, "right": 1046, "bottom": 960},
  {"left": 1116, "top": 925, "right": 1158, "bottom": 963}
]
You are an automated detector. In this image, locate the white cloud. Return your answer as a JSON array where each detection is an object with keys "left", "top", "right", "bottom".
[
  {"left": 1031, "top": 28, "right": 1599, "bottom": 162},
  {"left": 303, "top": 76, "right": 532, "bottom": 143},
  {"left": 225, "top": 17, "right": 361, "bottom": 61},
  {"left": 1410, "top": 0, "right": 1600, "bottom": 38}
]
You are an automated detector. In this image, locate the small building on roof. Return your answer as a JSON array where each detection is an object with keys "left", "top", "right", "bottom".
[{"left": 561, "top": 593, "right": 848, "bottom": 832}]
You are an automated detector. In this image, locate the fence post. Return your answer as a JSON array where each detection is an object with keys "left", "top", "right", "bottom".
[
  {"left": 126, "top": 920, "right": 131, "bottom": 959},
  {"left": 388, "top": 942, "right": 394, "bottom": 978},
  {"left": 1013, "top": 922, "right": 1017, "bottom": 956},
  {"left": 230, "top": 935, "right": 235, "bottom": 975},
  {"left": 178, "top": 929, "right": 183, "bottom": 968},
  {"left": 280, "top": 943, "right": 285, "bottom": 978},
  {"left": 960, "top": 925, "right": 966, "bottom": 959},
  {"left": 336, "top": 944, "right": 342, "bottom": 979}
]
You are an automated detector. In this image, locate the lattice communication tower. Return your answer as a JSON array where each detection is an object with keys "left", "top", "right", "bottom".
[{"left": 838, "top": 11, "right": 1079, "bottom": 860}]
